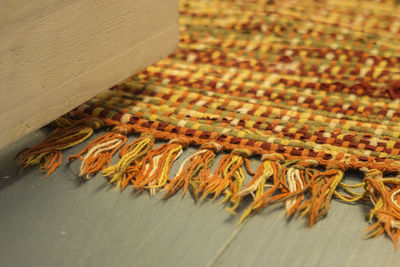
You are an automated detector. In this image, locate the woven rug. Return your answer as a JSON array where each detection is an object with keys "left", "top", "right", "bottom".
[{"left": 19, "top": 0, "right": 400, "bottom": 246}]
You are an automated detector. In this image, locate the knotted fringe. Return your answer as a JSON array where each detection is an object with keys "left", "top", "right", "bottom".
[
  {"left": 17, "top": 121, "right": 400, "bottom": 247},
  {"left": 239, "top": 154, "right": 284, "bottom": 223},
  {"left": 362, "top": 169, "right": 400, "bottom": 248},
  {"left": 68, "top": 125, "right": 133, "bottom": 179},
  {"left": 18, "top": 117, "right": 103, "bottom": 176},
  {"left": 102, "top": 133, "right": 154, "bottom": 189},
  {"left": 163, "top": 142, "right": 222, "bottom": 200},
  {"left": 133, "top": 138, "right": 189, "bottom": 196},
  {"left": 198, "top": 149, "right": 254, "bottom": 214},
  {"left": 269, "top": 159, "right": 318, "bottom": 217},
  {"left": 297, "top": 164, "right": 345, "bottom": 226}
]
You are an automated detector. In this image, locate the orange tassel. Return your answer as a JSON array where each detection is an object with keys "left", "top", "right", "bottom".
[
  {"left": 120, "top": 163, "right": 144, "bottom": 190},
  {"left": 199, "top": 149, "right": 253, "bottom": 214},
  {"left": 18, "top": 117, "right": 103, "bottom": 176},
  {"left": 133, "top": 138, "right": 189, "bottom": 195},
  {"left": 163, "top": 142, "right": 221, "bottom": 199},
  {"left": 68, "top": 125, "right": 133, "bottom": 179},
  {"left": 296, "top": 164, "right": 345, "bottom": 226},
  {"left": 102, "top": 133, "right": 154, "bottom": 189},
  {"left": 239, "top": 154, "right": 284, "bottom": 223},
  {"left": 268, "top": 159, "right": 318, "bottom": 217},
  {"left": 40, "top": 150, "right": 62, "bottom": 176},
  {"left": 363, "top": 169, "right": 400, "bottom": 248}
]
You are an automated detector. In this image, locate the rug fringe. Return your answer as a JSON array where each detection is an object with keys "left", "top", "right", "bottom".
[
  {"left": 297, "top": 164, "right": 345, "bottom": 226},
  {"left": 102, "top": 133, "right": 154, "bottom": 189},
  {"left": 239, "top": 154, "right": 283, "bottom": 224},
  {"left": 362, "top": 169, "right": 400, "bottom": 249},
  {"left": 270, "top": 160, "right": 318, "bottom": 216},
  {"left": 198, "top": 149, "right": 254, "bottom": 214},
  {"left": 17, "top": 121, "right": 400, "bottom": 247},
  {"left": 163, "top": 142, "right": 221, "bottom": 200},
  {"left": 133, "top": 138, "right": 188, "bottom": 195},
  {"left": 68, "top": 124, "right": 133, "bottom": 179},
  {"left": 18, "top": 117, "right": 103, "bottom": 176}
]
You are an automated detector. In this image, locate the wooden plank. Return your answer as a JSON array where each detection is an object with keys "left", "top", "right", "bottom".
[{"left": 0, "top": 0, "right": 178, "bottom": 149}]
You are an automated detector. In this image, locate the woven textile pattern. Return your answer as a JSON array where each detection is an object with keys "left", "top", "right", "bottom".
[
  {"left": 19, "top": 0, "right": 400, "bottom": 246},
  {"left": 78, "top": 0, "right": 400, "bottom": 171}
]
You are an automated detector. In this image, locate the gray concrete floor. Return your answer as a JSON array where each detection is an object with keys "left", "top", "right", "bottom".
[{"left": 0, "top": 128, "right": 399, "bottom": 267}]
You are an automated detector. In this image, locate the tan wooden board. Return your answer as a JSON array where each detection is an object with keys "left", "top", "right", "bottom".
[{"left": 0, "top": 0, "right": 178, "bottom": 149}]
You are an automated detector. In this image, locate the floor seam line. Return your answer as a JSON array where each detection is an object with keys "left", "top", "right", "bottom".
[{"left": 207, "top": 223, "right": 245, "bottom": 267}]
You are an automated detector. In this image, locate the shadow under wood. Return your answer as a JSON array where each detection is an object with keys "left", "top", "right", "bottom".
[{"left": 0, "top": 127, "right": 52, "bottom": 191}]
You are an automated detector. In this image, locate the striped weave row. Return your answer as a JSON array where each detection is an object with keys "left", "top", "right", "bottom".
[{"left": 77, "top": 0, "right": 400, "bottom": 171}]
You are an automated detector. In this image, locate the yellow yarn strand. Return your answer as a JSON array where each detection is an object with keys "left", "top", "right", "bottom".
[
  {"left": 334, "top": 181, "right": 366, "bottom": 203},
  {"left": 225, "top": 156, "right": 246, "bottom": 214},
  {"left": 239, "top": 160, "right": 276, "bottom": 224},
  {"left": 21, "top": 127, "right": 93, "bottom": 167},
  {"left": 58, "top": 128, "right": 94, "bottom": 149},
  {"left": 52, "top": 117, "right": 74, "bottom": 128},
  {"left": 102, "top": 136, "right": 153, "bottom": 188},
  {"left": 145, "top": 145, "right": 183, "bottom": 190},
  {"left": 299, "top": 169, "right": 344, "bottom": 225}
]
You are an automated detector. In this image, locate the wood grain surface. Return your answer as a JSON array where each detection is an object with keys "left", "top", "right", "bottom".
[
  {"left": 0, "top": 129, "right": 399, "bottom": 267},
  {"left": 0, "top": 0, "right": 178, "bottom": 149}
]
